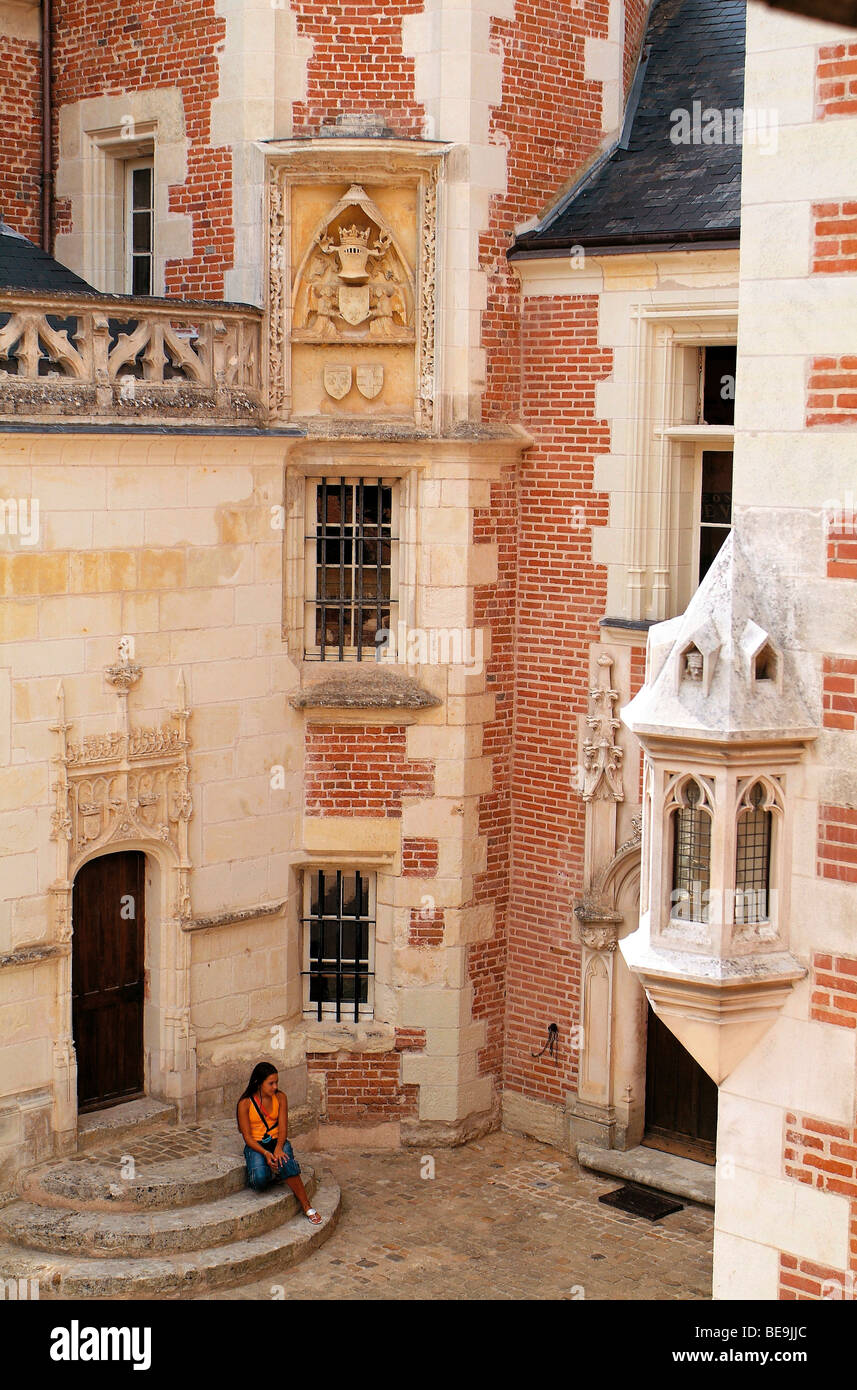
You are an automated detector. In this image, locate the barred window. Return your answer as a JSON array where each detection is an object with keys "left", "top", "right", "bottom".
[
  {"left": 735, "top": 783, "right": 772, "bottom": 925},
  {"left": 305, "top": 478, "right": 399, "bottom": 660},
  {"left": 671, "top": 781, "right": 711, "bottom": 923},
  {"left": 302, "top": 869, "right": 375, "bottom": 1022}
]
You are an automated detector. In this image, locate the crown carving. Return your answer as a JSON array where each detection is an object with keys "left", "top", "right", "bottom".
[{"left": 339, "top": 224, "right": 371, "bottom": 248}]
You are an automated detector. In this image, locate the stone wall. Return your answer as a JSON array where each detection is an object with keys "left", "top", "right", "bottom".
[{"left": 712, "top": 1, "right": 857, "bottom": 1301}]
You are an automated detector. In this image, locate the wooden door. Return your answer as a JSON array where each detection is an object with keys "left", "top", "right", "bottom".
[
  {"left": 643, "top": 1004, "right": 718, "bottom": 1164},
  {"left": 72, "top": 851, "right": 145, "bottom": 1113}
]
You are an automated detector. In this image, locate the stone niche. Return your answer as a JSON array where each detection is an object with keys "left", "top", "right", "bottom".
[{"left": 268, "top": 145, "right": 443, "bottom": 429}]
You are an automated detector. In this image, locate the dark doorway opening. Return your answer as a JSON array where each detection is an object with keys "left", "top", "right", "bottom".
[
  {"left": 72, "top": 850, "right": 145, "bottom": 1113},
  {"left": 643, "top": 1004, "right": 718, "bottom": 1165}
]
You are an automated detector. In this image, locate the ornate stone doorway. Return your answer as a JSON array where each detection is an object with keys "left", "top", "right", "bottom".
[{"left": 49, "top": 659, "right": 197, "bottom": 1150}]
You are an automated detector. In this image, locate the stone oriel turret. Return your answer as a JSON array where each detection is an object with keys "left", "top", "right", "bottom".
[{"left": 620, "top": 532, "right": 819, "bottom": 1083}]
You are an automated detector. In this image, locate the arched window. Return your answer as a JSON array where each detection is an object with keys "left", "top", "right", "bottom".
[
  {"left": 735, "top": 782, "right": 772, "bottom": 924},
  {"left": 671, "top": 780, "right": 711, "bottom": 922}
]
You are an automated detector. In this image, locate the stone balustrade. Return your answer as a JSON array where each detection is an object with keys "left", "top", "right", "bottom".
[{"left": 0, "top": 291, "right": 265, "bottom": 426}]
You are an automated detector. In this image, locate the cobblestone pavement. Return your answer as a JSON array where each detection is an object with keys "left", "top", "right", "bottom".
[{"left": 205, "top": 1130, "right": 713, "bottom": 1301}]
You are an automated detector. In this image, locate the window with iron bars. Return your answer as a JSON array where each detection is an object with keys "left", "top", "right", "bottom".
[
  {"left": 734, "top": 783, "right": 772, "bottom": 924},
  {"left": 304, "top": 478, "right": 399, "bottom": 660},
  {"left": 302, "top": 869, "right": 375, "bottom": 1022},
  {"left": 671, "top": 781, "right": 711, "bottom": 923}
]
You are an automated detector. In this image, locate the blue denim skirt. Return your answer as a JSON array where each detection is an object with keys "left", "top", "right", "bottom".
[{"left": 244, "top": 1138, "right": 301, "bottom": 1191}]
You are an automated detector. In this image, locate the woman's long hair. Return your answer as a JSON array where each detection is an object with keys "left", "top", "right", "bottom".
[{"left": 236, "top": 1061, "right": 278, "bottom": 1126}]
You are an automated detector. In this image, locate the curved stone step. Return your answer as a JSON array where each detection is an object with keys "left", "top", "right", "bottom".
[
  {"left": 0, "top": 1174, "right": 341, "bottom": 1299},
  {"left": 21, "top": 1136, "right": 248, "bottom": 1212},
  {"left": 0, "top": 1170, "right": 318, "bottom": 1257}
]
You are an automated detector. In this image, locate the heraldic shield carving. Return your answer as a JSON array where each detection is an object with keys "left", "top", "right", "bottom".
[
  {"left": 324, "top": 365, "right": 353, "bottom": 400},
  {"left": 270, "top": 156, "right": 438, "bottom": 424},
  {"left": 293, "top": 185, "right": 415, "bottom": 343}
]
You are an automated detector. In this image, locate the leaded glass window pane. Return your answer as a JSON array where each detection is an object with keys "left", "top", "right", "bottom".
[{"left": 672, "top": 782, "right": 711, "bottom": 922}]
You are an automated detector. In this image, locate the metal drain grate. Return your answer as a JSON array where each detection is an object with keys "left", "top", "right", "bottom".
[{"left": 598, "top": 1184, "right": 684, "bottom": 1221}]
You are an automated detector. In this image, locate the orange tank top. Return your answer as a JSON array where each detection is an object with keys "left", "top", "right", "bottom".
[{"left": 246, "top": 1092, "right": 279, "bottom": 1143}]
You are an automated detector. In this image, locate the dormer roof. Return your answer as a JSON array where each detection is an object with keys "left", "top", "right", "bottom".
[{"left": 622, "top": 531, "right": 818, "bottom": 745}]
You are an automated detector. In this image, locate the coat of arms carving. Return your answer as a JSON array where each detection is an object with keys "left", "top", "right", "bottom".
[
  {"left": 356, "top": 364, "right": 384, "bottom": 399},
  {"left": 323, "top": 365, "right": 353, "bottom": 400},
  {"left": 293, "top": 186, "right": 415, "bottom": 342},
  {"left": 270, "top": 159, "right": 439, "bottom": 425}
]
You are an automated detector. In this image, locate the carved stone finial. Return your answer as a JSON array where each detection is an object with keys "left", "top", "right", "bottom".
[
  {"left": 579, "top": 653, "right": 625, "bottom": 802},
  {"left": 105, "top": 660, "right": 142, "bottom": 692}
]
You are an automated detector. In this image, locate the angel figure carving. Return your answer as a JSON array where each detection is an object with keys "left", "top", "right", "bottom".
[
  {"left": 369, "top": 267, "right": 409, "bottom": 337},
  {"left": 299, "top": 259, "right": 340, "bottom": 338}
]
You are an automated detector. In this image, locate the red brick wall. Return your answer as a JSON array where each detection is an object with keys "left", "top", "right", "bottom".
[
  {"left": 0, "top": 36, "right": 42, "bottom": 244},
  {"left": 779, "top": 1252, "right": 852, "bottom": 1300},
  {"left": 308, "top": 1028, "right": 425, "bottom": 1123},
  {"left": 480, "top": 2, "right": 610, "bottom": 418},
  {"left": 402, "top": 837, "right": 439, "bottom": 876},
  {"left": 409, "top": 907, "right": 445, "bottom": 947},
  {"left": 290, "top": 0, "right": 424, "bottom": 137},
  {"left": 828, "top": 526, "right": 857, "bottom": 579},
  {"left": 816, "top": 41, "right": 857, "bottom": 120},
  {"left": 504, "top": 295, "right": 612, "bottom": 1106},
  {"left": 624, "top": 0, "right": 650, "bottom": 96},
  {"left": 305, "top": 724, "right": 434, "bottom": 817},
  {"left": 810, "top": 952, "right": 857, "bottom": 1029},
  {"left": 806, "top": 356, "right": 857, "bottom": 427},
  {"left": 817, "top": 804, "right": 857, "bottom": 884},
  {"left": 822, "top": 655, "right": 857, "bottom": 730},
  {"left": 785, "top": 1113, "right": 857, "bottom": 1196},
  {"left": 781, "top": 1109, "right": 857, "bottom": 1299},
  {"left": 51, "top": 0, "right": 232, "bottom": 297},
  {"left": 812, "top": 201, "right": 857, "bottom": 274},
  {"left": 470, "top": 466, "right": 518, "bottom": 1090}
]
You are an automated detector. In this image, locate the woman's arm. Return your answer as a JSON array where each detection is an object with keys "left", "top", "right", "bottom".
[
  {"left": 275, "top": 1090, "right": 288, "bottom": 1149},
  {"left": 237, "top": 1098, "right": 275, "bottom": 1160}
]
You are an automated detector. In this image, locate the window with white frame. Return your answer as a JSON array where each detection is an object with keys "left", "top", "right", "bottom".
[
  {"left": 620, "top": 310, "right": 738, "bottom": 624},
  {"left": 125, "top": 158, "right": 155, "bottom": 297},
  {"left": 694, "top": 345, "right": 735, "bottom": 583},
  {"left": 304, "top": 477, "right": 399, "bottom": 660},
  {"left": 302, "top": 869, "right": 375, "bottom": 1021}
]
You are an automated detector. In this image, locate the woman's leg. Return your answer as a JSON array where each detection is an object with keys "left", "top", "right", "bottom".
[
  {"left": 244, "top": 1145, "right": 272, "bottom": 1192},
  {"left": 285, "top": 1175, "right": 321, "bottom": 1221}
]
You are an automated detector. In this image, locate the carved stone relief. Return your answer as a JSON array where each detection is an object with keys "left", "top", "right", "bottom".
[
  {"left": 268, "top": 158, "right": 439, "bottom": 426},
  {"left": 292, "top": 187, "right": 414, "bottom": 343},
  {"left": 50, "top": 666, "right": 193, "bottom": 885},
  {"left": 579, "top": 654, "right": 625, "bottom": 802}
]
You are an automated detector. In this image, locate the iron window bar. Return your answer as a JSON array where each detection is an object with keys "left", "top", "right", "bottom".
[
  {"left": 672, "top": 784, "right": 712, "bottom": 923},
  {"left": 302, "top": 868, "right": 374, "bottom": 1022},
  {"left": 308, "top": 477, "right": 395, "bottom": 661},
  {"left": 735, "top": 784, "right": 772, "bottom": 924}
]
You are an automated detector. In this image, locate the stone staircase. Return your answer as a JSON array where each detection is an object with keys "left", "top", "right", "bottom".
[{"left": 0, "top": 1102, "right": 340, "bottom": 1298}]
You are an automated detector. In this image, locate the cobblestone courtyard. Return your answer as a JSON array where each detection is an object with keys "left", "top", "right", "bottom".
[{"left": 207, "top": 1130, "right": 713, "bottom": 1301}]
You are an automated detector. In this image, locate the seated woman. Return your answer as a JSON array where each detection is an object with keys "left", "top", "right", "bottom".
[{"left": 236, "top": 1062, "right": 321, "bottom": 1223}]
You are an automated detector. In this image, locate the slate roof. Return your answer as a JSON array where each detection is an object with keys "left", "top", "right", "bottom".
[
  {"left": 0, "top": 222, "right": 95, "bottom": 293},
  {"left": 511, "top": 0, "right": 746, "bottom": 258}
]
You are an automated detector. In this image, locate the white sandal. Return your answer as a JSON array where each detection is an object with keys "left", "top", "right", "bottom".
[{"left": 305, "top": 1207, "right": 322, "bottom": 1224}]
